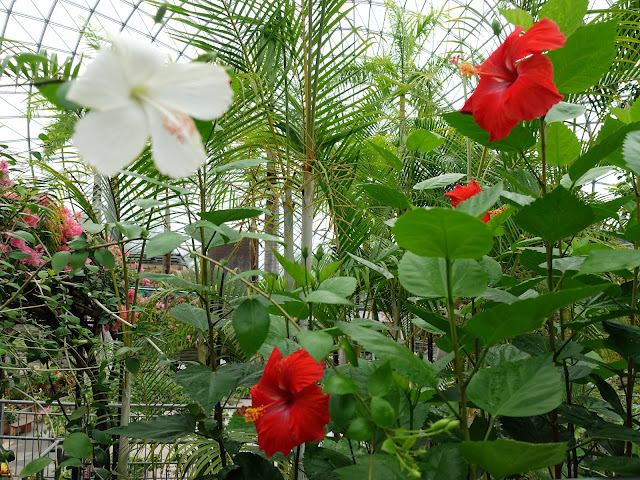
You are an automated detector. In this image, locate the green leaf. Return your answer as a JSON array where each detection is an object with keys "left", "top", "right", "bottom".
[
  {"left": 273, "top": 250, "right": 310, "bottom": 287},
  {"left": 232, "top": 297, "right": 270, "bottom": 357},
  {"left": 304, "top": 290, "right": 354, "bottom": 305},
  {"left": 337, "top": 322, "right": 436, "bottom": 387},
  {"left": 545, "top": 101, "right": 586, "bottom": 124},
  {"left": 10, "top": 230, "right": 35, "bottom": 244},
  {"left": 296, "top": 330, "right": 334, "bottom": 362},
  {"left": 63, "top": 432, "right": 93, "bottom": 458},
  {"left": 93, "top": 248, "right": 115, "bottom": 269},
  {"left": 324, "top": 375, "right": 359, "bottom": 395},
  {"left": 405, "top": 130, "right": 444, "bottom": 152},
  {"left": 458, "top": 440, "right": 567, "bottom": 478},
  {"left": 19, "top": 457, "right": 52, "bottom": 477},
  {"left": 569, "top": 121, "right": 640, "bottom": 184},
  {"left": 399, "top": 254, "right": 487, "bottom": 299},
  {"left": 585, "top": 456, "right": 640, "bottom": 476},
  {"left": 318, "top": 277, "right": 357, "bottom": 297},
  {"left": 394, "top": 208, "right": 493, "bottom": 259},
  {"left": 538, "top": 0, "right": 587, "bottom": 36},
  {"left": 456, "top": 181, "right": 503, "bottom": 219},
  {"left": 368, "top": 361, "right": 393, "bottom": 397},
  {"left": 132, "top": 199, "right": 164, "bottom": 209},
  {"left": 499, "top": 8, "right": 533, "bottom": 29},
  {"left": 169, "top": 303, "right": 210, "bottom": 331},
  {"left": 106, "top": 415, "right": 196, "bottom": 442},
  {"left": 212, "top": 159, "right": 267, "bottom": 173},
  {"left": 81, "top": 221, "right": 105, "bottom": 234},
  {"left": 346, "top": 417, "right": 374, "bottom": 441},
  {"left": 543, "top": 122, "right": 581, "bottom": 167},
  {"left": 69, "top": 251, "right": 89, "bottom": 270},
  {"left": 174, "top": 363, "right": 262, "bottom": 414},
  {"left": 52, "top": 251, "right": 71, "bottom": 272},
  {"left": 548, "top": 21, "right": 617, "bottom": 94},
  {"left": 368, "top": 141, "right": 403, "bottom": 170},
  {"left": 361, "top": 183, "right": 411, "bottom": 209},
  {"left": 145, "top": 231, "right": 187, "bottom": 257},
  {"left": 336, "top": 455, "right": 406, "bottom": 480},
  {"left": 125, "top": 357, "right": 140, "bottom": 375},
  {"left": 115, "top": 221, "right": 142, "bottom": 239},
  {"left": 37, "top": 80, "right": 82, "bottom": 110},
  {"left": 201, "top": 207, "right": 265, "bottom": 225},
  {"left": 560, "top": 166, "right": 613, "bottom": 189},
  {"left": 304, "top": 444, "right": 353, "bottom": 480},
  {"left": 370, "top": 396, "right": 396, "bottom": 427},
  {"left": 464, "top": 284, "right": 610, "bottom": 346},
  {"left": 138, "top": 273, "right": 209, "bottom": 291},
  {"left": 513, "top": 186, "right": 594, "bottom": 243},
  {"left": 224, "top": 452, "right": 284, "bottom": 480},
  {"left": 622, "top": 130, "right": 640, "bottom": 176},
  {"left": 443, "top": 112, "right": 536, "bottom": 152},
  {"left": 603, "top": 320, "right": 640, "bottom": 363},
  {"left": 347, "top": 253, "right": 394, "bottom": 280},
  {"left": 420, "top": 444, "right": 468, "bottom": 480},
  {"left": 579, "top": 249, "right": 640, "bottom": 275},
  {"left": 467, "top": 356, "right": 563, "bottom": 417},
  {"left": 413, "top": 173, "right": 466, "bottom": 190}
]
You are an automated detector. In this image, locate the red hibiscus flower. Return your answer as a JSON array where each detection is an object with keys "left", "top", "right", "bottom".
[
  {"left": 238, "top": 347, "right": 330, "bottom": 457},
  {"left": 445, "top": 179, "right": 499, "bottom": 223},
  {"left": 461, "top": 18, "right": 566, "bottom": 141}
]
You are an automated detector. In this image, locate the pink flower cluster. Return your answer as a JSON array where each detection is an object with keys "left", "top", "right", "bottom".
[
  {"left": 0, "top": 160, "right": 14, "bottom": 190},
  {"left": 9, "top": 235, "right": 46, "bottom": 266},
  {"left": 56, "top": 206, "right": 85, "bottom": 250}
]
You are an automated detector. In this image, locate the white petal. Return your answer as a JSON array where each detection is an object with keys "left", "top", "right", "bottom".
[
  {"left": 66, "top": 47, "right": 131, "bottom": 110},
  {"left": 146, "top": 63, "right": 234, "bottom": 120},
  {"left": 73, "top": 106, "right": 149, "bottom": 177},
  {"left": 109, "top": 33, "right": 165, "bottom": 86},
  {"left": 145, "top": 105, "right": 207, "bottom": 178}
]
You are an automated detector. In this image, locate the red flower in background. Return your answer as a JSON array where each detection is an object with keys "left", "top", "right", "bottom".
[
  {"left": 445, "top": 179, "right": 501, "bottom": 223},
  {"left": 461, "top": 18, "right": 566, "bottom": 141},
  {"left": 238, "top": 347, "right": 330, "bottom": 457}
]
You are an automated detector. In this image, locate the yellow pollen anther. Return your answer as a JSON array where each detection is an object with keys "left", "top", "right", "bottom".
[
  {"left": 459, "top": 62, "right": 479, "bottom": 77},
  {"left": 130, "top": 84, "right": 148, "bottom": 101},
  {"left": 238, "top": 406, "right": 266, "bottom": 423}
]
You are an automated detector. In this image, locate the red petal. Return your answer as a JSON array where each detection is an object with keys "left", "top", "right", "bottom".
[
  {"left": 254, "top": 401, "right": 296, "bottom": 457},
  {"left": 444, "top": 180, "right": 482, "bottom": 207},
  {"left": 289, "top": 385, "right": 330, "bottom": 443},
  {"left": 502, "top": 55, "right": 563, "bottom": 122},
  {"left": 251, "top": 347, "right": 286, "bottom": 406},
  {"left": 506, "top": 18, "right": 566, "bottom": 65},
  {"left": 276, "top": 348, "right": 324, "bottom": 394}
]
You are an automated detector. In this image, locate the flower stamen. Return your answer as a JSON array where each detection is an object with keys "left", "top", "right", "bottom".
[{"left": 237, "top": 405, "right": 267, "bottom": 423}]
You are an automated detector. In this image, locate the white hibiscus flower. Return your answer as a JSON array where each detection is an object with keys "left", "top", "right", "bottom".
[{"left": 66, "top": 34, "right": 233, "bottom": 178}]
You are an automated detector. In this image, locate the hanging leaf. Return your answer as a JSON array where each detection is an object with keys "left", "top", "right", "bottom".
[
  {"left": 458, "top": 440, "right": 567, "bottom": 478},
  {"left": 543, "top": 123, "right": 581, "bottom": 167},
  {"left": 579, "top": 249, "right": 640, "bottom": 275},
  {"left": 368, "top": 141, "right": 403, "bottom": 170},
  {"left": 93, "top": 248, "right": 115, "bottom": 269},
  {"left": 548, "top": 21, "right": 617, "bottom": 94},
  {"left": 545, "top": 101, "right": 586, "bottom": 124},
  {"left": 405, "top": 130, "right": 444, "bottom": 152},
  {"left": 170, "top": 303, "right": 210, "bottom": 331},
  {"left": 232, "top": 297, "right": 271, "bottom": 357},
  {"left": 201, "top": 207, "right": 266, "bottom": 225},
  {"left": 145, "top": 231, "right": 187, "bottom": 257},
  {"left": 513, "top": 186, "right": 593, "bottom": 243},
  {"left": 603, "top": 320, "right": 640, "bottom": 363},
  {"left": 51, "top": 250, "right": 71, "bottom": 272},
  {"left": 456, "top": 182, "right": 503, "bottom": 219},
  {"left": 538, "top": 0, "right": 588, "bottom": 36},
  {"left": 394, "top": 208, "right": 493, "bottom": 259},
  {"left": 360, "top": 183, "right": 411, "bottom": 209},
  {"left": 296, "top": 330, "right": 334, "bottom": 362},
  {"left": 174, "top": 363, "right": 263, "bottom": 414},
  {"left": 337, "top": 322, "right": 436, "bottom": 388},
  {"left": 19, "top": 457, "right": 52, "bottom": 478},
  {"left": 106, "top": 415, "right": 196, "bottom": 442},
  {"left": 272, "top": 250, "right": 311, "bottom": 287},
  {"left": 399, "top": 254, "right": 488, "bottom": 299},
  {"left": 499, "top": 8, "right": 533, "bottom": 29},
  {"left": 63, "top": 432, "right": 93, "bottom": 458},
  {"left": 413, "top": 173, "right": 466, "bottom": 190},
  {"left": 443, "top": 112, "right": 536, "bottom": 152},
  {"left": 467, "top": 356, "right": 563, "bottom": 417},
  {"left": 464, "top": 284, "right": 610, "bottom": 346}
]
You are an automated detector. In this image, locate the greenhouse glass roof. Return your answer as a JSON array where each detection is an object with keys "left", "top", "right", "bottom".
[{"left": 0, "top": 0, "right": 618, "bottom": 168}]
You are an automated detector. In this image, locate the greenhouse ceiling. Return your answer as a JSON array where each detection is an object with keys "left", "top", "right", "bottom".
[{"left": 0, "top": 0, "right": 619, "bottom": 168}]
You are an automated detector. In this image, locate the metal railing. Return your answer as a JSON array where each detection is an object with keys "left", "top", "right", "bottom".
[{"left": 0, "top": 399, "right": 207, "bottom": 480}]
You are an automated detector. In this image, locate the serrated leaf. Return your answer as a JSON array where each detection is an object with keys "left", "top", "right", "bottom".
[
  {"left": 543, "top": 122, "right": 581, "bottom": 167},
  {"left": 169, "top": 303, "right": 210, "bottom": 331}
]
